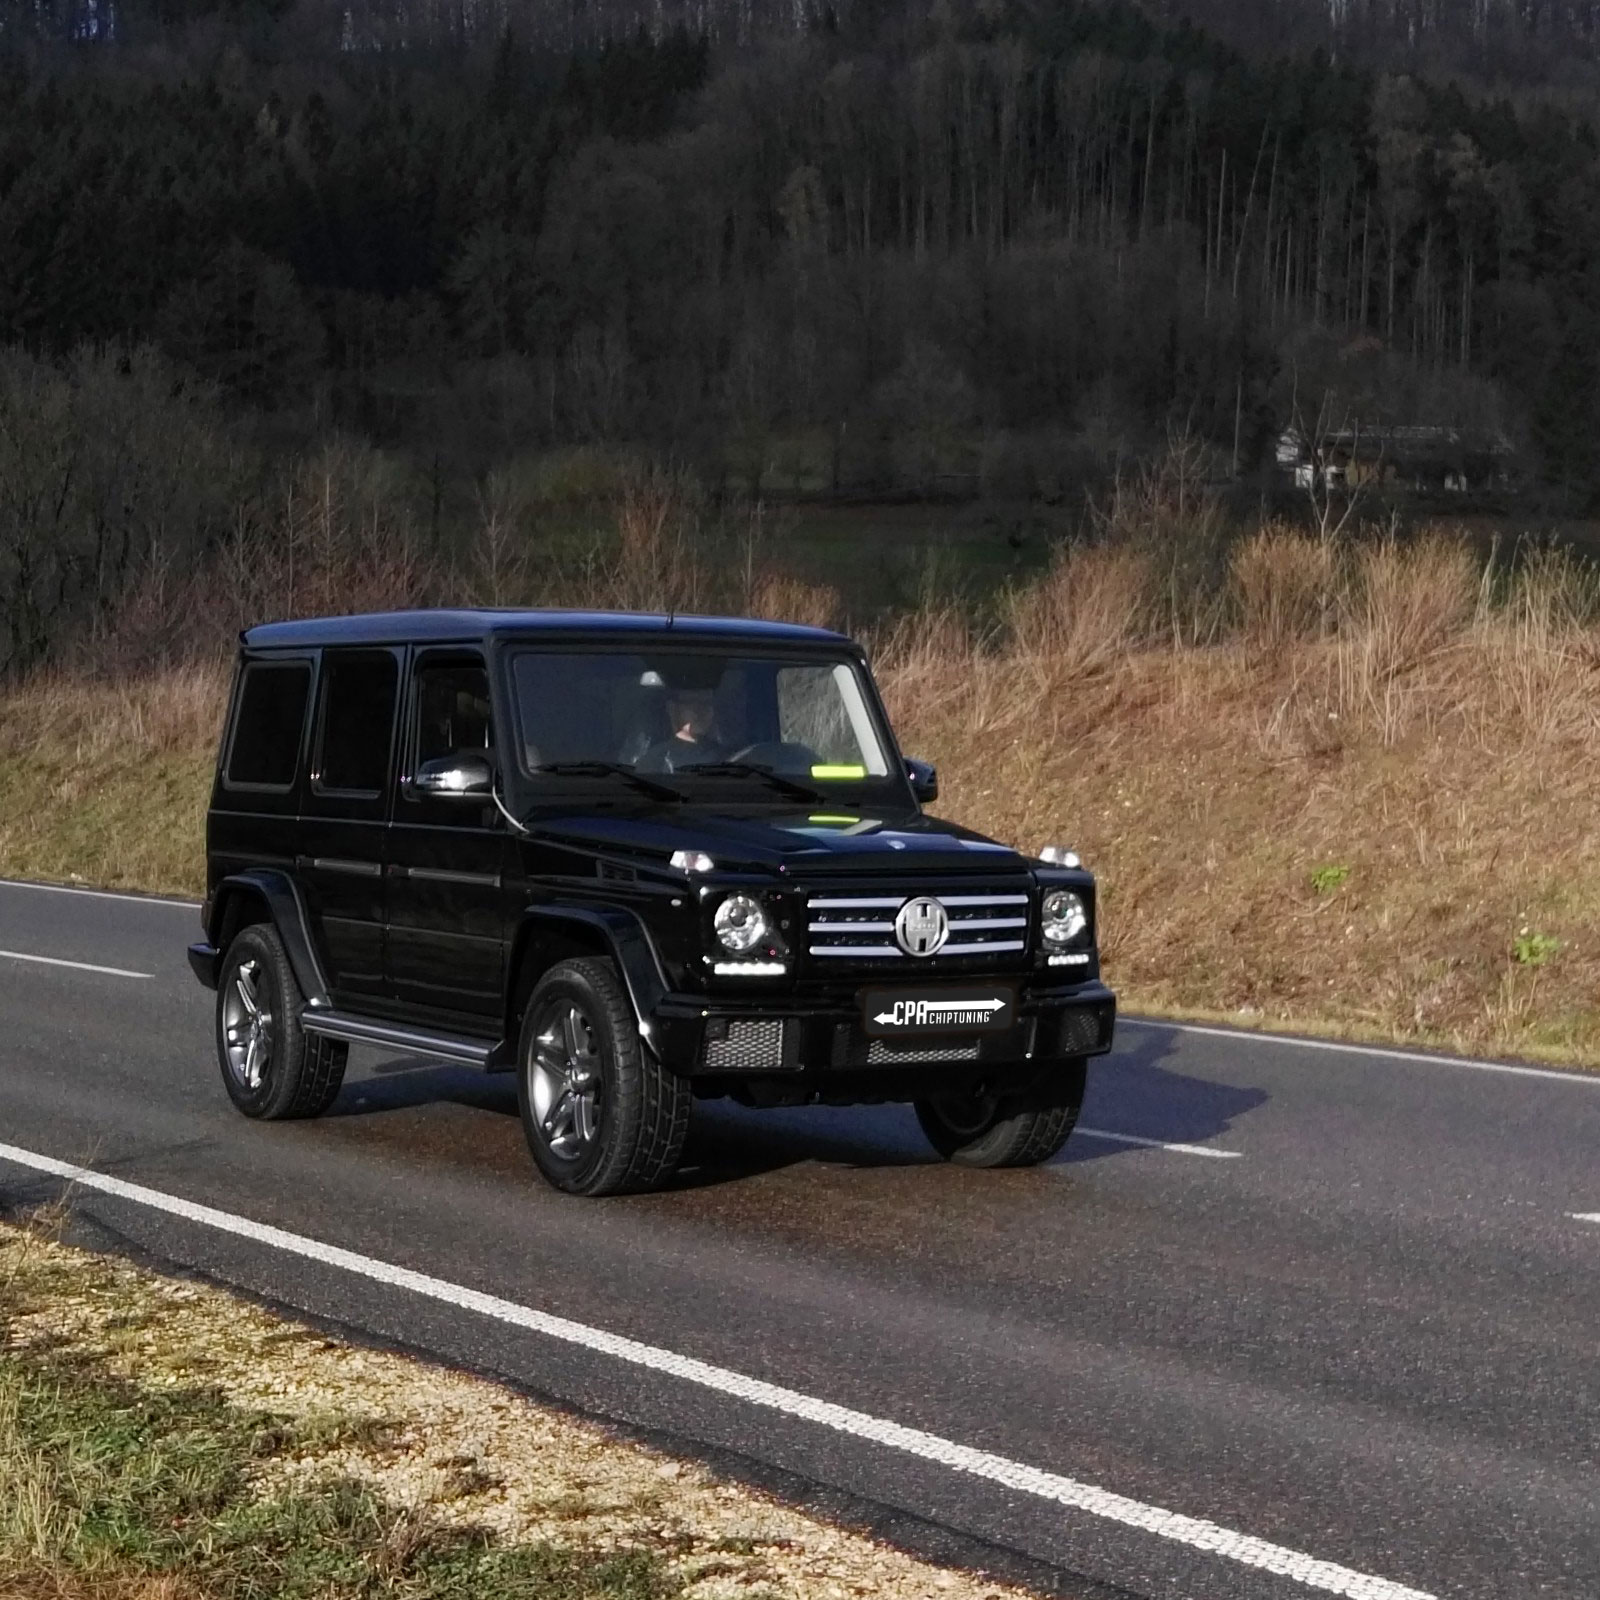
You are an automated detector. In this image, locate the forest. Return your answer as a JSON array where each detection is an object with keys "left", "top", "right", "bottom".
[{"left": 4, "top": 0, "right": 1600, "bottom": 671}]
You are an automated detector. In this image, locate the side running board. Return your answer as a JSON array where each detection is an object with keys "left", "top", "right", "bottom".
[{"left": 300, "top": 1009, "right": 500, "bottom": 1069}]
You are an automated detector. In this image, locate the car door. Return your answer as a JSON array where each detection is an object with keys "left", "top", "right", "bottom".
[
  {"left": 297, "top": 647, "right": 402, "bottom": 1001},
  {"left": 385, "top": 648, "right": 509, "bottom": 1026}
]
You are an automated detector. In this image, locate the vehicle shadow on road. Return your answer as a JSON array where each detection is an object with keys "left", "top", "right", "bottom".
[
  {"left": 1057, "top": 1022, "right": 1267, "bottom": 1163},
  {"left": 325, "top": 1058, "right": 519, "bottom": 1120},
  {"left": 676, "top": 1026, "right": 1266, "bottom": 1186},
  {"left": 674, "top": 1100, "right": 936, "bottom": 1187},
  {"left": 318, "top": 1026, "right": 1267, "bottom": 1186}
]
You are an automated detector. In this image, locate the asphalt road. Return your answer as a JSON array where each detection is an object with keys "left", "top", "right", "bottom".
[{"left": 1, "top": 876, "right": 1597, "bottom": 1600}]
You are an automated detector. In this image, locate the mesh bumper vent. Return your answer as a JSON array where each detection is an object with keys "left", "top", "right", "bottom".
[
  {"left": 866, "top": 1038, "right": 981, "bottom": 1065},
  {"left": 1058, "top": 1006, "right": 1112, "bottom": 1057},
  {"left": 832, "top": 1020, "right": 1029, "bottom": 1067},
  {"left": 701, "top": 1018, "right": 792, "bottom": 1073}
]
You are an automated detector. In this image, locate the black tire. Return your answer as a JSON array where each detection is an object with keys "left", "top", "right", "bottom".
[
  {"left": 215, "top": 922, "right": 347, "bottom": 1120},
  {"left": 914, "top": 1059, "right": 1087, "bottom": 1168},
  {"left": 516, "top": 956, "right": 690, "bottom": 1197}
]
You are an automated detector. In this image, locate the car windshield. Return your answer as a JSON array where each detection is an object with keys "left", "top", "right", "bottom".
[{"left": 509, "top": 648, "right": 895, "bottom": 792}]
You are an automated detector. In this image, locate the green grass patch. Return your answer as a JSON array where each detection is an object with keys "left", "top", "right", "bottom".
[
  {"left": 1308, "top": 863, "right": 1352, "bottom": 896},
  {"left": 0, "top": 1351, "right": 681, "bottom": 1600},
  {"left": 1513, "top": 929, "right": 1561, "bottom": 968}
]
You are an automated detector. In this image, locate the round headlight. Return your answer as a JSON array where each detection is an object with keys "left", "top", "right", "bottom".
[
  {"left": 714, "top": 894, "right": 768, "bottom": 954},
  {"left": 1040, "top": 889, "right": 1087, "bottom": 946}
]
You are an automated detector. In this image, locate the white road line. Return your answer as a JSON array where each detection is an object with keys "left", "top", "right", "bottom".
[
  {"left": 1075, "top": 1127, "right": 1242, "bottom": 1160},
  {"left": 1572, "top": 1214, "right": 1600, "bottom": 1226},
  {"left": 0, "top": 1141, "right": 1433, "bottom": 1600},
  {"left": 1123, "top": 1017, "right": 1597, "bottom": 1086},
  {"left": 0, "top": 877, "right": 198, "bottom": 910},
  {"left": 0, "top": 949, "right": 152, "bottom": 980}
]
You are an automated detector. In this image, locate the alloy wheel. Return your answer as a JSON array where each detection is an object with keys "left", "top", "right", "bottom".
[
  {"left": 222, "top": 958, "right": 274, "bottom": 1092},
  {"left": 528, "top": 1002, "right": 604, "bottom": 1162}
]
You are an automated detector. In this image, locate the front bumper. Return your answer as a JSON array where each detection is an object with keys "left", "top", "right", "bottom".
[{"left": 650, "top": 978, "right": 1116, "bottom": 1080}]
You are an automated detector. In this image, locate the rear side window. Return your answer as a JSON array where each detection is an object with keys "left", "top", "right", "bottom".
[
  {"left": 315, "top": 651, "right": 399, "bottom": 795},
  {"left": 225, "top": 661, "right": 312, "bottom": 790}
]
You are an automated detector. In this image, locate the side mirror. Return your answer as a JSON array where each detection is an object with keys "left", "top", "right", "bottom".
[
  {"left": 905, "top": 757, "right": 938, "bottom": 805},
  {"left": 410, "top": 754, "right": 493, "bottom": 798}
]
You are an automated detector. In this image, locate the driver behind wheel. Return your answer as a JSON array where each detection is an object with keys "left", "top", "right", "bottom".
[{"left": 639, "top": 685, "right": 727, "bottom": 771}]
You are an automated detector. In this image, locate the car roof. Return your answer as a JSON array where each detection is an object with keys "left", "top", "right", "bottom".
[{"left": 240, "top": 608, "right": 856, "bottom": 651}]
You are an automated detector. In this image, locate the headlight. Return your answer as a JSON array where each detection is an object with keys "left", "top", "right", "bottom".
[
  {"left": 714, "top": 894, "right": 768, "bottom": 954},
  {"left": 1040, "top": 889, "right": 1087, "bottom": 946}
]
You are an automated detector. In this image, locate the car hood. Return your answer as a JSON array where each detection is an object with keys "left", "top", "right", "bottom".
[{"left": 529, "top": 809, "right": 1031, "bottom": 876}]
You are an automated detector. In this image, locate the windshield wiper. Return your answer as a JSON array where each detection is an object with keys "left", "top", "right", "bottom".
[
  {"left": 534, "top": 761, "right": 684, "bottom": 802},
  {"left": 676, "top": 761, "right": 828, "bottom": 803}
]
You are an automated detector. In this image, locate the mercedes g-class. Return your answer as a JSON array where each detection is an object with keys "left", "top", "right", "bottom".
[{"left": 188, "top": 609, "right": 1115, "bottom": 1194}]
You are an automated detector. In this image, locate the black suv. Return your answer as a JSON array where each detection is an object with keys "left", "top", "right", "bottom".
[{"left": 188, "top": 609, "right": 1115, "bottom": 1195}]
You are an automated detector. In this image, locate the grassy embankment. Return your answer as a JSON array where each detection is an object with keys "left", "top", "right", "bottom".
[
  {"left": 4, "top": 524, "right": 1600, "bottom": 1066},
  {"left": 0, "top": 1212, "right": 1032, "bottom": 1600}
]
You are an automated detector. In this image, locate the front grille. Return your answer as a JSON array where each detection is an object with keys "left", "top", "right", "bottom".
[
  {"left": 806, "top": 891, "right": 1030, "bottom": 962},
  {"left": 701, "top": 1019, "right": 792, "bottom": 1073}
]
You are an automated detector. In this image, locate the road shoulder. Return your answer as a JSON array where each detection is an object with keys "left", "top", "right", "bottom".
[{"left": 0, "top": 1215, "right": 1043, "bottom": 1600}]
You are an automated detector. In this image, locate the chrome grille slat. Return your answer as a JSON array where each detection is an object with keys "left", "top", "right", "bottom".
[
  {"left": 809, "top": 944, "right": 902, "bottom": 957},
  {"left": 809, "top": 896, "right": 904, "bottom": 909},
  {"left": 805, "top": 886, "right": 1032, "bottom": 962}
]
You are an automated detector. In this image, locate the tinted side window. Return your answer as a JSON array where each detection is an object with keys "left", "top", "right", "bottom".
[
  {"left": 414, "top": 662, "right": 494, "bottom": 767},
  {"left": 225, "top": 662, "right": 311, "bottom": 789},
  {"left": 316, "top": 651, "right": 399, "bottom": 794}
]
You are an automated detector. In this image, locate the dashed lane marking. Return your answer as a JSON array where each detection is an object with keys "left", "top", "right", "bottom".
[
  {"left": 0, "top": 1139, "right": 1433, "bottom": 1600},
  {"left": 1074, "top": 1127, "right": 1243, "bottom": 1159},
  {"left": 0, "top": 949, "right": 152, "bottom": 980},
  {"left": 1572, "top": 1214, "right": 1600, "bottom": 1226}
]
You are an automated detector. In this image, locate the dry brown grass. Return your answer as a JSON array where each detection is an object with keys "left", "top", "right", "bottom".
[
  {"left": 0, "top": 1576, "right": 201, "bottom": 1600},
  {"left": 877, "top": 526, "right": 1600, "bottom": 1063},
  {"left": 5, "top": 522, "right": 1600, "bottom": 1062},
  {"left": 0, "top": 666, "right": 222, "bottom": 895}
]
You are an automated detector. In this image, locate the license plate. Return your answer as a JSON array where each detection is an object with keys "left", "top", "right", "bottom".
[{"left": 862, "top": 985, "right": 1017, "bottom": 1038}]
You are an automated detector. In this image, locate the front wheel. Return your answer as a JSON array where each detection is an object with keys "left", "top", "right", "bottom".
[
  {"left": 516, "top": 957, "right": 690, "bottom": 1196},
  {"left": 914, "top": 1059, "right": 1086, "bottom": 1168},
  {"left": 216, "top": 923, "right": 347, "bottom": 1120}
]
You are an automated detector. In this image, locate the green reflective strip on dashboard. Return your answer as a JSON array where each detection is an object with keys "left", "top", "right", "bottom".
[{"left": 810, "top": 764, "right": 867, "bottom": 780}]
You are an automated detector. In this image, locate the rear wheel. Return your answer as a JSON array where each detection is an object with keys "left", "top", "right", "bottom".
[
  {"left": 914, "top": 1059, "right": 1086, "bottom": 1168},
  {"left": 516, "top": 957, "right": 690, "bottom": 1196},
  {"left": 216, "top": 923, "right": 347, "bottom": 1120}
]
